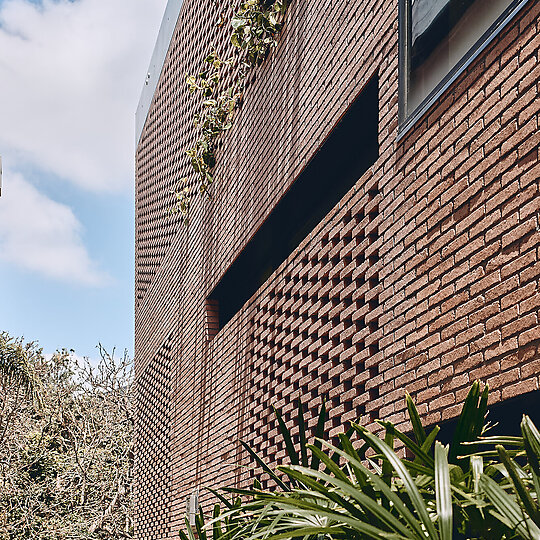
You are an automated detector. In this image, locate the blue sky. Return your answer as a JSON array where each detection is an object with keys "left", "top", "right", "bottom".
[{"left": 0, "top": 0, "right": 168, "bottom": 359}]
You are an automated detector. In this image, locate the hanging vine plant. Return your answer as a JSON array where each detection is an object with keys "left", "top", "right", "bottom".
[
  {"left": 185, "top": 51, "right": 243, "bottom": 196},
  {"left": 173, "top": 0, "right": 289, "bottom": 224},
  {"left": 231, "top": 0, "right": 288, "bottom": 65}
]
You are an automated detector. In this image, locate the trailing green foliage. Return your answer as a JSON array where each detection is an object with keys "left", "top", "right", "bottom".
[
  {"left": 173, "top": 0, "right": 289, "bottom": 223},
  {"left": 231, "top": 0, "right": 288, "bottom": 65},
  {"left": 185, "top": 382, "right": 540, "bottom": 540},
  {"left": 178, "top": 51, "right": 245, "bottom": 223}
]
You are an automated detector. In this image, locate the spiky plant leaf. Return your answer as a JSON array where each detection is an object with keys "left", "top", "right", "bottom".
[
  {"left": 353, "top": 425, "right": 439, "bottom": 540},
  {"left": 434, "top": 442, "right": 452, "bottom": 540},
  {"left": 449, "top": 382, "right": 488, "bottom": 467},
  {"left": 240, "top": 440, "right": 290, "bottom": 491},
  {"left": 406, "top": 392, "right": 427, "bottom": 445},
  {"left": 273, "top": 406, "right": 299, "bottom": 466},
  {"left": 480, "top": 474, "right": 540, "bottom": 539},
  {"left": 310, "top": 398, "right": 327, "bottom": 472},
  {"left": 497, "top": 444, "right": 540, "bottom": 525},
  {"left": 297, "top": 400, "right": 308, "bottom": 467}
]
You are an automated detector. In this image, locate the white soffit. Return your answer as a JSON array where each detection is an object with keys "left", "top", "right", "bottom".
[{"left": 136, "top": 0, "right": 184, "bottom": 145}]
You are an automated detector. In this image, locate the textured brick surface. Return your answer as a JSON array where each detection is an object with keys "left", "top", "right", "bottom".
[{"left": 135, "top": 0, "right": 540, "bottom": 537}]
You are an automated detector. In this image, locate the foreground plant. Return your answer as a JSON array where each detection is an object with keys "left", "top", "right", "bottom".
[
  {"left": 188, "top": 381, "right": 540, "bottom": 540},
  {"left": 473, "top": 415, "right": 540, "bottom": 539},
  {"left": 234, "top": 382, "right": 495, "bottom": 540}
]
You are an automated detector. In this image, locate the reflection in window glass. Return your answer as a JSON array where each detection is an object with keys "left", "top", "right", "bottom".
[{"left": 403, "top": 0, "right": 517, "bottom": 117}]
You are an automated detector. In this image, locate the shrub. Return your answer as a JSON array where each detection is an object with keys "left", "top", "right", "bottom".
[
  {"left": 186, "top": 382, "right": 540, "bottom": 540},
  {"left": 0, "top": 337, "right": 134, "bottom": 539}
]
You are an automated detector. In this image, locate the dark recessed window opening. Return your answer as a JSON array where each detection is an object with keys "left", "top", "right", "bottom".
[
  {"left": 208, "top": 75, "right": 379, "bottom": 335},
  {"left": 435, "top": 390, "right": 540, "bottom": 445},
  {"left": 399, "top": 0, "right": 525, "bottom": 125}
]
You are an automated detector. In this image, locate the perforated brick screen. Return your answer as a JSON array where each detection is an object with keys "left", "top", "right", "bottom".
[{"left": 135, "top": 0, "right": 540, "bottom": 537}]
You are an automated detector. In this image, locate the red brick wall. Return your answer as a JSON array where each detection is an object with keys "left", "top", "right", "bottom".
[{"left": 135, "top": 0, "right": 539, "bottom": 537}]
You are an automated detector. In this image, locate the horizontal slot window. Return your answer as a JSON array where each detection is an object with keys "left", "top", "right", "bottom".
[{"left": 208, "top": 75, "right": 379, "bottom": 334}]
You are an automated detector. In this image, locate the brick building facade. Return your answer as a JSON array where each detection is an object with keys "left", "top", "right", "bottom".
[{"left": 135, "top": 0, "right": 540, "bottom": 537}]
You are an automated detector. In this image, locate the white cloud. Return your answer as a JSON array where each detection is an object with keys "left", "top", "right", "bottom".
[
  {"left": 0, "top": 0, "right": 167, "bottom": 192},
  {"left": 0, "top": 172, "right": 109, "bottom": 285}
]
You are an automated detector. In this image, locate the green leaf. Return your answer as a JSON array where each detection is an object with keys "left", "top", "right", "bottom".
[
  {"left": 230, "top": 33, "right": 240, "bottom": 48},
  {"left": 297, "top": 400, "right": 308, "bottom": 467},
  {"left": 476, "top": 384, "right": 489, "bottom": 438},
  {"left": 307, "top": 444, "right": 352, "bottom": 485},
  {"left": 406, "top": 392, "right": 427, "bottom": 445},
  {"left": 522, "top": 415, "right": 540, "bottom": 477},
  {"left": 382, "top": 423, "right": 395, "bottom": 488},
  {"left": 250, "top": 525, "right": 349, "bottom": 540},
  {"left": 207, "top": 487, "right": 233, "bottom": 509},
  {"left": 195, "top": 508, "right": 206, "bottom": 540},
  {"left": 273, "top": 406, "right": 299, "bottom": 466},
  {"left": 253, "top": 496, "right": 414, "bottom": 540},
  {"left": 212, "top": 504, "right": 223, "bottom": 539},
  {"left": 281, "top": 465, "right": 419, "bottom": 538},
  {"left": 449, "top": 381, "right": 488, "bottom": 466},
  {"left": 435, "top": 442, "right": 452, "bottom": 540},
  {"left": 278, "top": 466, "right": 369, "bottom": 522},
  {"left": 497, "top": 444, "right": 540, "bottom": 525},
  {"left": 240, "top": 440, "right": 290, "bottom": 492},
  {"left": 330, "top": 424, "right": 355, "bottom": 465},
  {"left": 420, "top": 425, "right": 440, "bottom": 457},
  {"left": 522, "top": 415, "right": 540, "bottom": 509},
  {"left": 376, "top": 421, "right": 434, "bottom": 468},
  {"left": 354, "top": 425, "right": 439, "bottom": 540},
  {"left": 319, "top": 439, "right": 431, "bottom": 540},
  {"left": 338, "top": 433, "right": 369, "bottom": 487},
  {"left": 309, "top": 399, "right": 326, "bottom": 471},
  {"left": 480, "top": 474, "right": 540, "bottom": 539}
]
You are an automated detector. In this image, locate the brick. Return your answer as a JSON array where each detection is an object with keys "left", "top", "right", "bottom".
[
  {"left": 455, "top": 353, "right": 484, "bottom": 375},
  {"left": 134, "top": 1, "right": 540, "bottom": 535},
  {"left": 518, "top": 326, "right": 540, "bottom": 348},
  {"left": 502, "top": 378, "right": 538, "bottom": 399},
  {"left": 486, "top": 306, "right": 519, "bottom": 333},
  {"left": 441, "top": 344, "right": 469, "bottom": 367},
  {"left": 501, "top": 313, "right": 537, "bottom": 339},
  {"left": 501, "top": 282, "right": 537, "bottom": 310},
  {"left": 521, "top": 358, "right": 540, "bottom": 379},
  {"left": 520, "top": 293, "right": 540, "bottom": 315},
  {"left": 487, "top": 337, "right": 518, "bottom": 362},
  {"left": 430, "top": 393, "right": 456, "bottom": 410}
]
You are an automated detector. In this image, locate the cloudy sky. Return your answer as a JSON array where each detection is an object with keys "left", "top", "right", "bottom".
[{"left": 0, "top": 0, "right": 168, "bottom": 358}]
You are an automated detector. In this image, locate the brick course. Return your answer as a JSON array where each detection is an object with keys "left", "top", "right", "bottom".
[{"left": 135, "top": 0, "right": 540, "bottom": 537}]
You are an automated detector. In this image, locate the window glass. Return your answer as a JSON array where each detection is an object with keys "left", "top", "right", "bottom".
[{"left": 402, "top": 0, "right": 517, "bottom": 118}]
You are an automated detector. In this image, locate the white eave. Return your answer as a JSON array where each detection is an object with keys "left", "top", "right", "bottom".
[{"left": 135, "top": 0, "right": 184, "bottom": 145}]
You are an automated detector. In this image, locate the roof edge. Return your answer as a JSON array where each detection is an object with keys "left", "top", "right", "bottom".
[{"left": 135, "top": 0, "right": 184, "bottom": 145}]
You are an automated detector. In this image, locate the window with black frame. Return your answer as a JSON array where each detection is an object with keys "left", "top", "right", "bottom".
[{"left": 400, "top": 0, "right": 525, "bottom": 126}]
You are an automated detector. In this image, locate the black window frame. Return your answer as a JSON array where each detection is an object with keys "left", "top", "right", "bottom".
[{"left": 398, "top": 0, "right": 529, "bottom": 139}]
